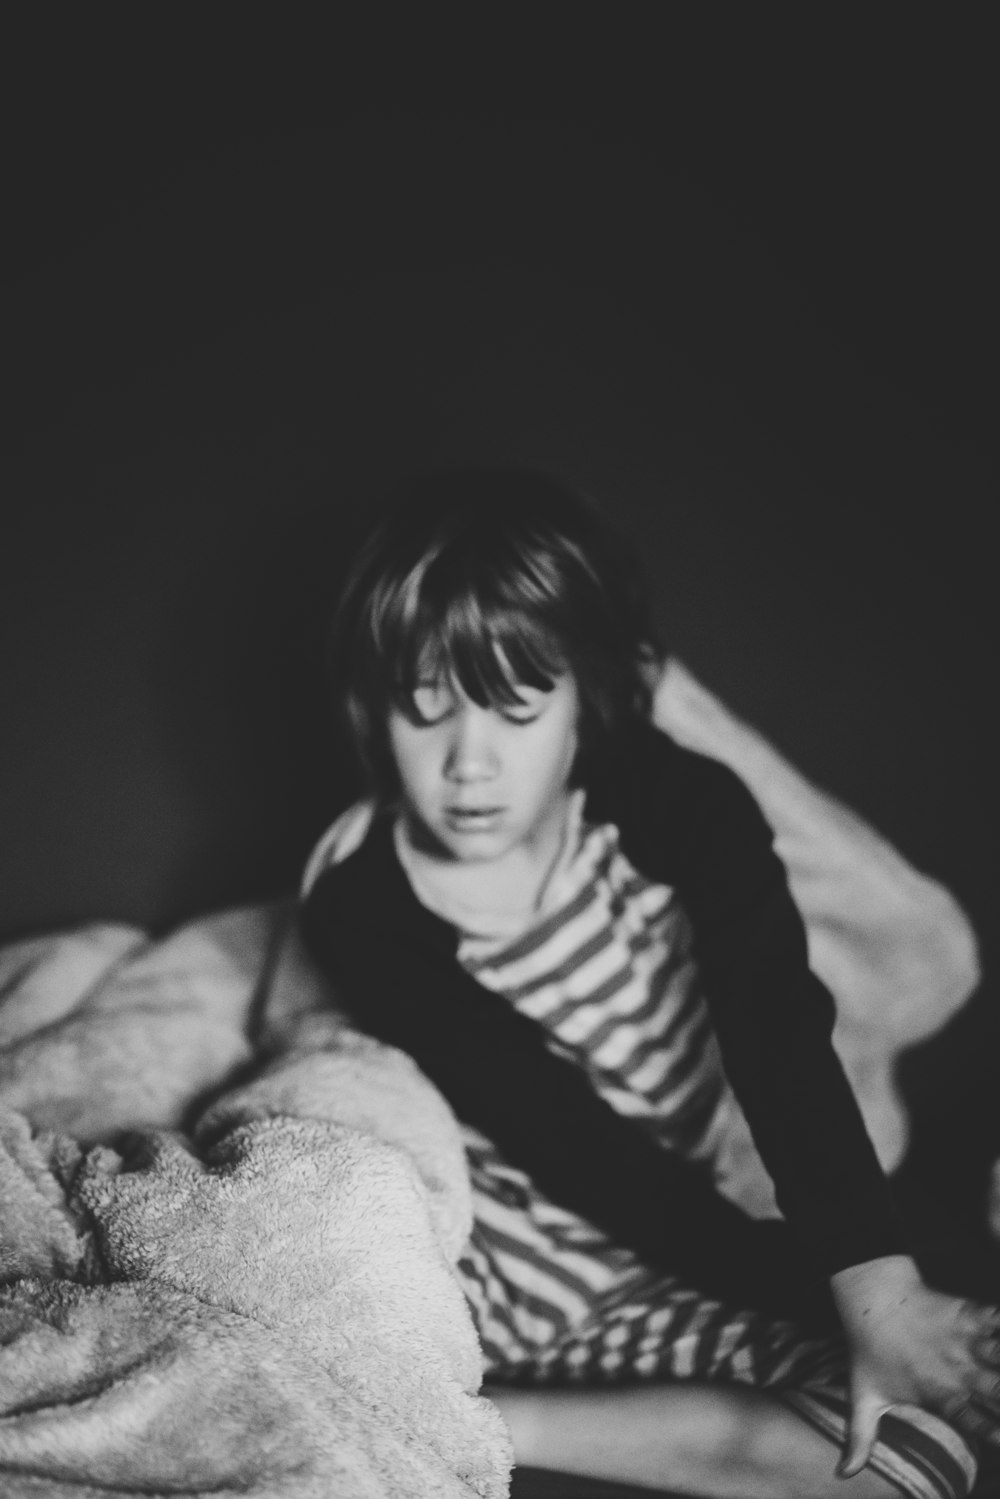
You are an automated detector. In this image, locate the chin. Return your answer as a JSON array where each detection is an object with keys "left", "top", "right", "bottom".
[
  {"left": 435, "top": 823, "right": 520, "bottom": 861},
  {"left": 442, "top": 835, "right": 511, "bottom": 863}
]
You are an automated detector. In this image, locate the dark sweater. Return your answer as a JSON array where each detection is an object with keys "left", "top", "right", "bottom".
[{"left": 300, "top": 721, "right": 906, "bottom": 1317}]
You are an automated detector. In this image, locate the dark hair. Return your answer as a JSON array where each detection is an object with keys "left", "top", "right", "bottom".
[{"left": 329, "top": 466, "right": 661, "bottom": 798}]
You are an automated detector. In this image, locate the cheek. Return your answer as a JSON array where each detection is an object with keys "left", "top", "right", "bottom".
[
  {"left": 532, "top": 716, "right": 579, "bottom": 794},
  {"left": 386, "top": 721, "right": 429, "bottom": 792},
  {"left": 559, "top": 697, "right": 582, "bottom": 765}
]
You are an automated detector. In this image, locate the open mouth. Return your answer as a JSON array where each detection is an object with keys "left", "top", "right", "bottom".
[{"left": 445, "top": 807, "right": 504, "bottom": 830}]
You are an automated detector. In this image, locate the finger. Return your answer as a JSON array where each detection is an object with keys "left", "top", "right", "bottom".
[
  {"left": 955, "top": 1400, "right": 1000, "bottom": 1447},
  {"left": 838, "top": 1389, "right": 888, "bottom": 1479},
  {"left": 957, "top": 1299, "right": 1000, "bottom": 1332},
  {"left": 973, "top": 1332, "right": 1000, "bottom": 1368},
  {"left": 969, "top": 1366, "right": 1000, "bottom": 1415}
]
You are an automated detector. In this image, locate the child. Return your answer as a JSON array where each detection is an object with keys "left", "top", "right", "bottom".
[{"left": 299, "top": 467, "right": 999, "bottom": 1498}]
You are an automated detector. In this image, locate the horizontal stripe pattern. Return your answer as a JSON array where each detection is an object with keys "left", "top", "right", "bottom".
[
  {"left": 780, "top": 1387, "right": 978, "bottom": 1499},
  {"left": 460, "top": 821, "right": 729, "bottom": 1166},
  {"left": 455, "top": 819, "right": 756, "bottom": 1363}
]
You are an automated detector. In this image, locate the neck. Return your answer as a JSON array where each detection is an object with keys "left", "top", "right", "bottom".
[{"left": 398, "top": 790, "right": 577, "bottom": 923}]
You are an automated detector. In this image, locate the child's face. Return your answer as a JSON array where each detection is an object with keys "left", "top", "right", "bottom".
[{"left": 387, "top": 670, "right": 580, "bottom": 864}]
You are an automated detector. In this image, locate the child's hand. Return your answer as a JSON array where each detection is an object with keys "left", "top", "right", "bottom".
[{"left": 830, "top": 1255, "right": 1000, "bottom": 1476}]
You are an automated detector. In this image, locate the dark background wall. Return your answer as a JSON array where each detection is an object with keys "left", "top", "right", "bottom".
[{"left": 1, "top": 10, "right": 995, "bottom": 973}]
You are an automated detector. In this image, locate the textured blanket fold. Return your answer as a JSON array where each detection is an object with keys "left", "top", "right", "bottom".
[{"left": 0, "top": 906, "right": 512, "bottom": 1499}]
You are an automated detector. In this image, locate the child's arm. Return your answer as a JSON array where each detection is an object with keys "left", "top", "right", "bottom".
[
  {"left": 587, "top": 720, "right": 908, "bottom": 1280},
  {"left": 599, "top": 723, "right": 1000, "bottom": 1456}
]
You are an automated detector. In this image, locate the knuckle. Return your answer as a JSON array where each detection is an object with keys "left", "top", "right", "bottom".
[{"left": 976, "top": 1334, "right": 1000, "bottom": 1365}]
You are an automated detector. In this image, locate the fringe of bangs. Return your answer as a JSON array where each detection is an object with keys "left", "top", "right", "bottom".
[{"left": 384, "top": 583, "right": 567, "bottom": 710}]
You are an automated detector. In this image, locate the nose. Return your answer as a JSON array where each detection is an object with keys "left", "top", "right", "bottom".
[{"left": 443, "top": 702, "right": 500, "bottom": 783}]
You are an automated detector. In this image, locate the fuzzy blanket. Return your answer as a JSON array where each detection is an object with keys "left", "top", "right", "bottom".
[{"left": 0, "top": 903, "right": 513, "bottom": 1499}]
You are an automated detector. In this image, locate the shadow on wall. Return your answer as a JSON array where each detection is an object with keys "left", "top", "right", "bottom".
[{"left": 0, "top": 115, "right": 994, "bottom": 942}]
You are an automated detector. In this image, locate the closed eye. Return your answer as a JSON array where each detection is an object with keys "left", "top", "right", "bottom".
[
  {"left": 501, "top": 707, "right": 542, "bottom": 725},
  {"left": 403, "top": 679, "right": 552, "bottom": 726},
  {"left": 408, "top": 682, "right": 456, "bottom": 724},
  {"left": 500, "top": 688, "right": 550, "bottom": 725}
]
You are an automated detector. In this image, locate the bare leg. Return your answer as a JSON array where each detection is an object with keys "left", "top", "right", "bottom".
[{"left": 487, "top": 1383, "right": 900, "bottom": 1499}]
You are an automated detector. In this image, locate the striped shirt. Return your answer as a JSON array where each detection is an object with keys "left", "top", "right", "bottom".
[
  {"left": 396, "top": 800, "right": 780, "bottom": 1228},
  {"left": 300, "top": 723, "right": 906, "bottom": 1283}
]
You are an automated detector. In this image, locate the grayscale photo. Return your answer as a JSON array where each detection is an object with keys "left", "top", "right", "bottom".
[{"left": 1, "top": 10, "right": 997, "bottom": 1497}]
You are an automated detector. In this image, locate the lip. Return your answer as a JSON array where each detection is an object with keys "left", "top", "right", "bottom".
[{"left": 444, "top": 806, "right": 505, "bottom": 828}]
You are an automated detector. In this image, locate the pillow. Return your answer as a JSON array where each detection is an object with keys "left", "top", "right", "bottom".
[{"left": 0, "top": 906, "right": 267, "bottom": 1142}]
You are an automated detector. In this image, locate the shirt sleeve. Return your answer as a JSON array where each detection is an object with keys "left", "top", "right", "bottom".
[
  {"left": 297, "top": 817, "right": 834, "bottom": 1313},
  {"left": 591, "top": 722, "right": 907, "bottom": 1275}
]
